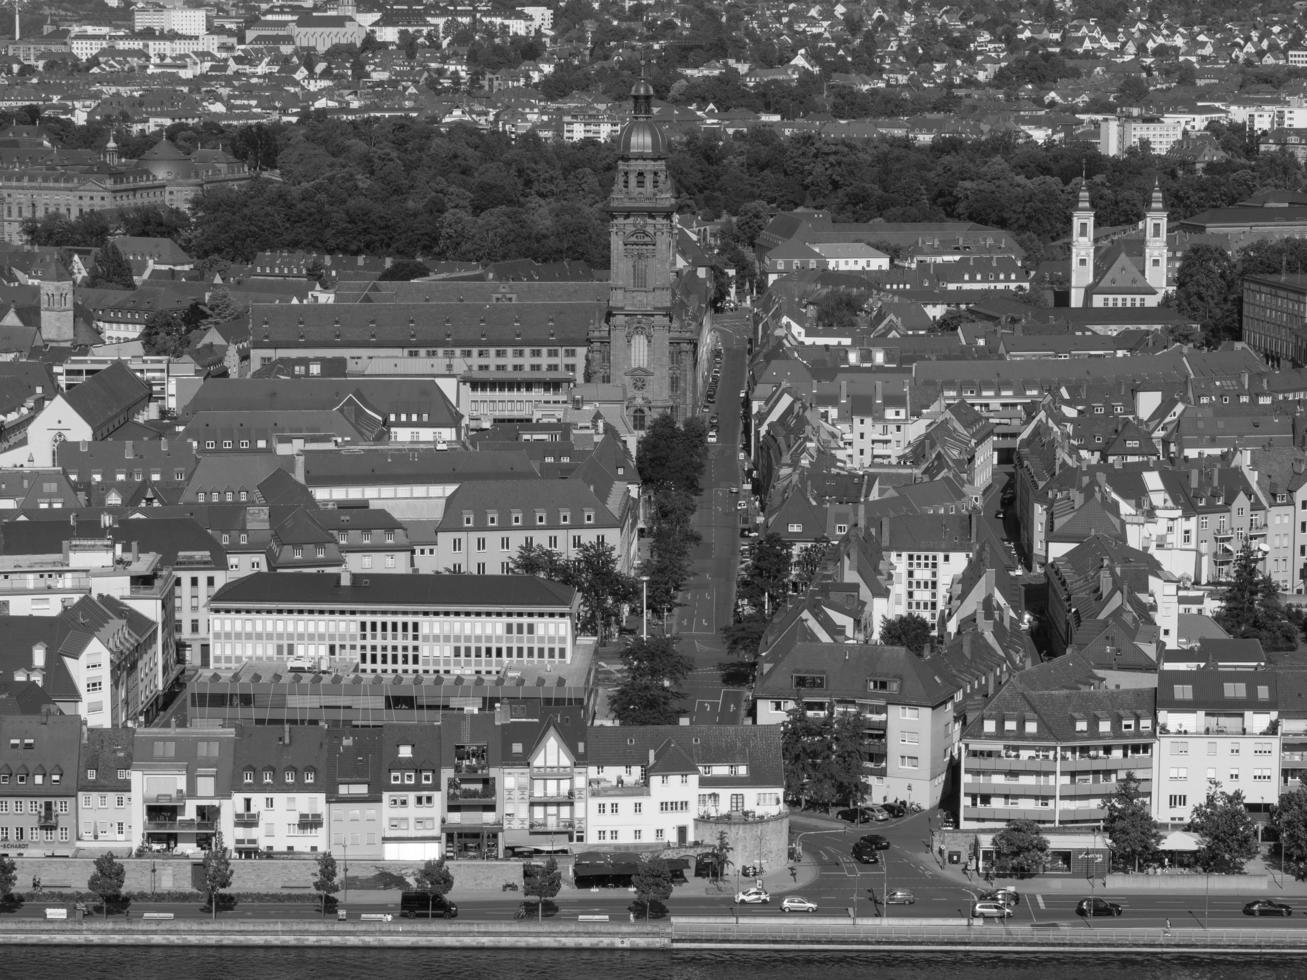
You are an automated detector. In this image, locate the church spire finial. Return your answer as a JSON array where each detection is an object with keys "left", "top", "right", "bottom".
[{"left": 1077, "top": 163, "right": 1091, "bottom": 209}]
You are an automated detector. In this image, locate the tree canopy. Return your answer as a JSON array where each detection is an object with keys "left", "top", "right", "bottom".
[
  {"left": 524, "top": 856, "right": 562, "bottom": 921},
  {"left": 1190, "top": 783, "right": 1260, "bottom": 874},
  {"left": 201, "top": 832, "right": 234, "bottom": 918},
  {"left": 87, "top": 852, "right": 126, "bottom": 915},
  {"left": 312, "top": 852, "right": 340, "bottom": 915},
  {"left": 781, "top": 706, "right": 867, "bottom": 809},
  {"left": 880, "top": 613, "right": 933, "bottom": 654},
  {"left": 1214, "top": 544, "right": 1300, "bottom": 651},
  {"left": 610, "top": 635, "right": 694, "bottom": 725},
  {"left": 991, "top": 819, "right": 1050, "bottom": 878},
  {"left": 1101, "top": 772, "right": 1162, "bottom": 872},
  {"left": 1274, "top": 785, "right": 1307, "bottom": 880},
  {"left": 413, "top": 857, "right": 454, "bottom": 917},
  {"left": 631, "top": 854, "right": 673, "bottom": 919}
]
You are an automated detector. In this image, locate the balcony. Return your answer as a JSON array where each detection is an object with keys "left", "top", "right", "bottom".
[
  {"left": 297, "top": 813, "right": 324, "bottom": 828},
  {"left": 234, "top": 812, "right": 261, "bottom": 827},
  {"left": 862, "top": 762, "right": 887, "bottom": 777},
  {"left": 529, "top": 819, "right": 575, "bottom": 832},
  {"left": 447, "top": 778, "right": 496, "bottom": 803},
  {"left": 145, "top": 818, "right": 216, "bottom": 833},
  {"left": 967, "top": 755, "right": 1056, "bottom": 772},
  {"left": 149, "top": 790, "right": 186, "bottom": 804},
  {"left": 235, "top": 837, "right": 259, "bottom": 849},
  {"left": 589, "top": 780, "right": 647, "bottom": 797},
  {"left": 38, "top": 812, "right": 59, "bottom": 829},
  {"left": 531, "top": 788, "right": 575, "bottom": 803},
  {"left": 964, "top": 778, "right": 1057, "bottom": 796}
]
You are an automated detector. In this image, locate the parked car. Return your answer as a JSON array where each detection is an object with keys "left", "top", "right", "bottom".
[
  {"left": 971, "top": 901, "right": 1013, "bottom": 919},
  {"left": 781, "top": 896, "right": 818, "bottom": 913},
  {"left": 858, "top": 834, "right": 891, "bottom": 850},
  {"left": 1243, "top": 900, "right": 1293, "bottom": 917},
  {"left": 835, "top": 806, "right": 881, "bottom": 823},
  {"left": 734, "top": 887, "right": 770, "bottom": 905},
  {"left": 1076, "top": 897, "right": 1122, "bottom": 917},
  {"left": 880, "top": 802, "right": 906, "bottom": 818},
  {"left": 886, "top": 889, "right": 915, "bottom": 905}
]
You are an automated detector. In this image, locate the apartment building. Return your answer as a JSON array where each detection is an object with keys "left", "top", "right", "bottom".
[
  {"left": 0, "top": 713, "right": 81, "bottom": 853},
  {"left": 878, "top": 513, "right": 976, "bottom": 623},
  {"left": 1153, "top": 644, "right": 1281, "bottom": 826},
  {"left": 959, "top": 683, "right": 1156, "bottom": 829},
  {"left": 232, "top": 725, "right": 330, "bottom": 857},
  {"left": 77, "top": 728, "right": 134, "bottom": 846},
  {"left": 500, "top": 708, "right": 588, "bottom": 853},
  {"left": 754, "top": 640, "right": 1012, "bottom": 807},
  {"left": 585, "top": 725, "right": 784, "bottom": 847},
  {"left": 130, "top": 727, "right": 236, "bottom": 854}
]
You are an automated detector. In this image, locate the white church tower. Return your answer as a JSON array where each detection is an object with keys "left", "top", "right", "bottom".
[
  {"left": 1069, "top": 179, "right": 1095, "bottom": 308},
  {"left": 1144, "top": 179, "right": 1168, "bottom": 294}
]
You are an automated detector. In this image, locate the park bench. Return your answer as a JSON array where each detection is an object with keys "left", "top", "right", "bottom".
[
  {"left": 577, "top": 914, "right": 609, "bottom": 922},
  {"left": 360, "top": 913, "right": 392, "bottom": 922},
  {"left": 141, "top": 912, "right": 174, "bottom": 921}
]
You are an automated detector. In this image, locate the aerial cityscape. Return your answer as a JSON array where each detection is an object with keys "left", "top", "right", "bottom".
[{"left": 8, "top": 0, "right": 1307, "bottom": 965}]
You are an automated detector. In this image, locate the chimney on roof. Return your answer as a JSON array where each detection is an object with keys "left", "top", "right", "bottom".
[
  {"left": 283, "top": 722, "right": 291, "bottom": 746},
  {"left": 340, "top": 568, "right": 352, "bottom": 588},
  {"left": 963, "top": 633, "right": 973, "bottom": 659},
  {"left": 294, "top": 452, "right": 306, "bottom": 485},
  {"left": 1099, "top": 559, "right": 1112, "bottom": 598},
  {"left": 648, "top": 748, "right": 656, "bottom": 766},
  {"left": 879, "top": 517, "right": 889, "bottom": 543},
  {"left": 31, "top": 642, "right": 46, "bottom": 670},
  {"left": 124, "top": 440, "right": 133, "bottom": 459}
]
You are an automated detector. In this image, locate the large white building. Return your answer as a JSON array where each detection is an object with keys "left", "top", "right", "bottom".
[
  {"left": 1153, "top": 644, "right": 1281, "bottom": 825},
  {"left": 207, "top": 570, "right": 579, "bottom": 675}
]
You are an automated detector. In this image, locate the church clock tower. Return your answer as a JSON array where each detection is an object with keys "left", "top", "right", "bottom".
[{"left": 593, "top": 78, "right": 694, "bottom": 430}]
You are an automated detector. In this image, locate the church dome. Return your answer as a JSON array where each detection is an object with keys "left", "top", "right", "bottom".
[
  {"left": 618, "top": 118, "right": 668, "bottom": 158},
  {"left": 618, "top": 77, "right": 666, "bottom": 158}
]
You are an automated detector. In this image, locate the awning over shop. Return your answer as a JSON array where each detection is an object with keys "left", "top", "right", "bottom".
[{"left": 1160, "top": 830, "right": 1200, "bottom": 851}]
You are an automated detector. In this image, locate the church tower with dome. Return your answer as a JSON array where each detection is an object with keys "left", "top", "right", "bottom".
[{"left": 592, "top": 78, "right": 694, "bottom": 430}]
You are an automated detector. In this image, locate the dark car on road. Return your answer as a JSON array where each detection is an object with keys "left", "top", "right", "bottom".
[
  {"left": 858, "top": 834, "right": 891, "bottom": 850},
  {"left": 400, "top": 892, "right": 459, "bottom": 918},
  {"left": 851, "top": 843, "right": 881, "bottom": 864},
  {"left": 1244, "top": 900, "right": 1293, "bottom": 917},
  {"left": 880, "top": 802, "right": 906, "bottom": 818},
  {"left": 1076, "top": 897, "right": 1122, "bottom": 917}
]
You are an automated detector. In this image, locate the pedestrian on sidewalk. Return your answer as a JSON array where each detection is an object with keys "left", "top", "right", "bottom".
[{"left": 789, "top": 866, "right": 797, "bottom": 883}]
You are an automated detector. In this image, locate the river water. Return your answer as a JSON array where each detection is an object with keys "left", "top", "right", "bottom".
[{"left": 17, "top": 948, "right": 1306, "bottom": 979}]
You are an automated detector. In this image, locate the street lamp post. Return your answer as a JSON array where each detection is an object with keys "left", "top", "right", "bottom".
[
  {"left": 1204, "top": 871, "right": 1210, "bottom": 930},
  {"left": 640, "top": 575, "right": 649, "bottom": 640},
  {"left": 881, "top": 853, "right": 888, "bottom": 924},
  {"left": 342, "top": 842, "right": 349, "bottom": 904}
]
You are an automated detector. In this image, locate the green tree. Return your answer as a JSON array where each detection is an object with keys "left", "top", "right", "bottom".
[
  {"left": 87, "top": 852, "right": 126, "bottom": 916},
  {"left": 1117, "top": 74, "right": 1152, "bottom": 105},
  {"left": 1190, "top": 782, "right": 1259, "bottom": 874},
  {"left": 631, "top": 854, "right": 673, "bottom": 919},
  {"left": 1273, "top": 784, "right": 1307, "bottom": 880},
  {"left": 711, "top": 829, "right": 734, "bottom": 886},
  {"left": 780, "top": 706, "right": 867, "bottom": 810},
  {"left": 879, "top": 613, "right": 933, "bottom": 654},
  {"left": 992, "top": 819, "right": 1050, "bottom": 878},
  {"left": 721, "top": 611, "right": 768, "bottom": 660},
  {"left": 1215, "top": 544, "right": 1299, "bottom": 651},
  {"left": 1101, "top": 772, "right": 1162, "bottom": 872},
  {"left": 413, "top": 857, "right": 454, "bottom": 917},
  {"left": 201, "top": 832, "right": 234, "bottom": 919},
  {"left": 740, "top": 533, "right": 792, "bottom": 616},
  {"left": 89, "top": 242, "right": 137, "bottom": 290},
  {"left": 378, "top": 258, "right": 432, "bottom": 281},
  {"left": 140, "top": 303, "right": 203, "bottom": 358},
  {"left": 793, "top": 537, "right": 831, "bottom": 589},
  {"left": 561, "top": 541, "right": 639, "bottom": 643},
  {"left": 611, "top": 635, "right": 693, "bottom": 725},
  {"left": 509, "top": 543, "right": 567, "bottom": 579},
  {"left": 1175, "top": 244, "right": 1238, "bottom": 347},
  {"left": 0, "top": 852, "right": 15, "bottom": 904},
  {"left": 312, "top": 851, "right": 340, "bottom": 916},
  {"left": 523, "top": 855, "right": 561, "bottom": 921}
]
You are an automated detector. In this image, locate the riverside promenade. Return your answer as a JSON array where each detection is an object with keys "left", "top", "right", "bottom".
[{"left": 4, "top": 916, "right": 1307, "bottom": 953}]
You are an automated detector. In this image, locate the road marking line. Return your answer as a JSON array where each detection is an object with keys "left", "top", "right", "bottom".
[{"left": 1037, "top": 895, "right": 1046, "bottom": 910}]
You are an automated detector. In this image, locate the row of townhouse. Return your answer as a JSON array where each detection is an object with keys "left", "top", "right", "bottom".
[
  {"left": 958, "top": 640, "right": 1306, "bottom": 832},
  {"left": 0, "top": 710, "right": 782, "bottom": 860}
]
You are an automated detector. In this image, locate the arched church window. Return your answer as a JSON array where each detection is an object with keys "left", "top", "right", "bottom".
[
  {"left": 632, "top": 257, "right": 649, "bottom": 289},
  {"left": 632, "top": 408, "right": 647, "bottom": 432},
  {"left": 631, "top": 331, "right": 649, "bottom": 369}
]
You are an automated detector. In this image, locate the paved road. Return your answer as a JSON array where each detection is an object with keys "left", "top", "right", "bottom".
[{"left": 666, "top": 311, "right": 754, "bottom": 707}]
